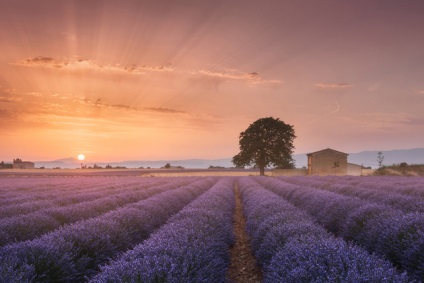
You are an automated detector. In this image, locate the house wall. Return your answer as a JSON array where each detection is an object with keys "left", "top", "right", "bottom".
[
  {"left": 347, "top": 163, "right": 362, "bottom": 176},
  {"left": 309, "top": 151, "right": 347, "bottom": 176}
]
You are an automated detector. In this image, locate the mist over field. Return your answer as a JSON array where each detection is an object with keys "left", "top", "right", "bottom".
[{"left": 22, "top": 148, "right": 424, "bottom": 169}]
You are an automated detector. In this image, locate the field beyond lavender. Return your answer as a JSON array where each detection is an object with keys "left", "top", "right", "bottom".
[{"left": 0, "top": 175, "right": 423, "bottom": 282}]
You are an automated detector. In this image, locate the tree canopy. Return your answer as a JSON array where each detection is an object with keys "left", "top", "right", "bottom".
[{"left": 232, "top": 117, "right": 296, "bottom": 175}]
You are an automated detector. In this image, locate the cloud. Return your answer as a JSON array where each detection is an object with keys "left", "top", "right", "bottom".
[
  {"left": 0, "top": 96, "right": 21, "bottom": 103},
  {"left": 194, "top": 69, "right": 281, "bottom": 86},
  {"left": 144, "top": 107, "right": 186, "bottom": 114},
  {"left": 122, "top": 64, "right": 174, "bottom": 73},
  {"left": 17, "top": 57, "right": 65, "bottom": 68},
  {"left": 15, "top": 57, "right": 278, "bottom": 89},
  {"left": 315, "top": 83, "right": 354, "bottom": 89},
  {"left": 0, "top": 86, "right": 209, "bottom": 135},
  {"left": 0, "top": 86, "right": 21, "bottom": 103},
  {"left": 14, "top": 57, "right": 173, "bottom": 74},
  {"left": 416, "top": 90, "right": 424, "bottom": 95},
  {"left": 304, "top": 101, "right": 340, "bottom": 125},
  {"left": 353, "top": 112, "right": 424, "bottom": 131},
  {"left": 82, "top": 97, "right": 185, "bottom": 114}
]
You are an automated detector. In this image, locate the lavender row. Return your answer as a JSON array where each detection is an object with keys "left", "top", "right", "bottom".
[
  {"left": 282, "top": 175, "right": 424, "bottom": 199},
  {"left": 0, "top": 177, "right": 121, "bottom": 204},
  {"left": 0, "top": 190, "right": 110, "bottom": 220},
  {"left": 238, "top": 177, "right": 410, "bottom": 282},
  {"left": 307, "top": 178, "right": 424, "bottom": 213},
  {"left": 0, "top": 176, "right": 166, "bottom": 207},
  {"left": 257, "top": 176, "right": 424, "bottom": 281},
  {"left": 278, "top": 176, "right": 424, "bottom": 213},
  {"left": 0, "top": 177, "right": 217, "bottom": 282},
  {"left": 0, "top": 177, "right": 164, "bottom": 216},
  {"left": 90, "top": 177, "right": 236, "bottom": 282},
  {"left": 0, "top": 178, "right": 158, "bottom": 218},
  {"left": 327, "top": 176, "right": 424, "bottom": 198},
  {"left": 0, "top": 177, "right": 194, "bottom": 246}
]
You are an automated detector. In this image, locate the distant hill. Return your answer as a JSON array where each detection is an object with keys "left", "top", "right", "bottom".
[
  {"left": 347, "top": 148, "right": 424, "bottom": 168},
  {"left": 34, "top": 158, "right": 235, "bottom": 169},
  {"left": 34, "top": 148, "right": 424, "bottom": 169}
]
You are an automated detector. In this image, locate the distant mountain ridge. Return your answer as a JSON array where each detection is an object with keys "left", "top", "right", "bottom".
[
  {"left": 33, "top": 148, "right": 424, "bottom": 169},
  {"left": 347, "top": 148, "right": 424, "bottom": 168}
]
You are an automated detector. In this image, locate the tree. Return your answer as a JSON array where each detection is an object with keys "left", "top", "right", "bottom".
[
  {"left": 232, "top": 117, "right": 296, "bottom": 175},
  {"left": 377, "top": 151, "right": 384, "bottom": 168}
]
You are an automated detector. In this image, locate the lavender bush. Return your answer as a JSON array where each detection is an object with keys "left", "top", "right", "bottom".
[
  {"left": 266, "top": 235, "right": 410, "bottom": 283},
  {"left": 282, "top": 175, "right": 424, "bottom": 199},
  {"left": 90, "top": 177, "right": 235, "bottom": 282},
  {"left": 238, "top": 177, "right": 410, "bottom": 282},
  {"left": 0, "top": 177, "right": 193, "bottom": 246},
  {"left": 258, "top": 176, "right": 424, "bottom": 281},
  {"left": 0, "top": 177, "right": 216, "bottom": 282},
  {"left": 289, "top": 176, "right": 424, "bottom": 213},
  {"left": 0, "top": 177, "right": 164, "bottom": 218}
]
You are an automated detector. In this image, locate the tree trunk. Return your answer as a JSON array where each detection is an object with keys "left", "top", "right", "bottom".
[{"left": 259, "top": 166, "right": 265, "bottom": 176}]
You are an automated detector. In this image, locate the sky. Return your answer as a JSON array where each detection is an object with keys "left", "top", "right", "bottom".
[{"left": 1, "top": 0, "right": 424, "bottom": 162}]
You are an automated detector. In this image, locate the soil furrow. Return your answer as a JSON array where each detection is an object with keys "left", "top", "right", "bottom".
[{"left": 227, "top": 182, "right": 263, "bottom": 283}]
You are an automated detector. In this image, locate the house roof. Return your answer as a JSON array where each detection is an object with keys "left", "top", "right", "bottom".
[{"left": 306, "top": 148, "right": 348, "bottom": 156}]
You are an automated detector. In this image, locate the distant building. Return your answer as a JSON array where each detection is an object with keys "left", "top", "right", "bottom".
[
  {"left": 272, "top": 148, "right": 365, "bottom": 176},
  {"left": 307, "top": 148, "right": 348, "bottom": 176},
  {"left": 13, "top": 158, "right": 35, "bottom": 169}
]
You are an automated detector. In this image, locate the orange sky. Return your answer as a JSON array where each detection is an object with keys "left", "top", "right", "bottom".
[{"left": 1, "top": 0, "right": 424, "bottom": 162}]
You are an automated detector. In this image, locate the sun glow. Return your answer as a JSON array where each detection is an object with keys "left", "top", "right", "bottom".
[{"left": 77, "top": 154, "right": 85, "bottom": 161}]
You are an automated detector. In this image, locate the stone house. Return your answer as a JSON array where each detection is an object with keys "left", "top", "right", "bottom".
[{"left": 307, "top": 148, "right": 348, "bottom": 176}]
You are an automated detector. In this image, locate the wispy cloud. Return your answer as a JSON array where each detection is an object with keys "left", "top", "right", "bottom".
[
  {"left": 16, "top": 57, "right": 65, "bottom": 68},
  {"left": 194, "top": 69, "right": 281, "bottom": 86},
  {"left": 416, "top": 90, "right": 424, "bottom": 95},
  {"left": 315, "top": 83, "right": 354, "bottom": 89},
  {"left": 353, "top": 112, "right": 424, "bottom": 131},
  {"left": 0, "top": 86, "right": 21, "bottom": 103},
  {"left": 14, "top": 57, "right": 174, "bottom": 74},
  {"left": 304, "top": 101, "right": 340, "bottom": 125},
  {"left": 81, "top": 97, "right": 186, "bottom": 115},
  {"left": 14, "top": 57, "right": 279, "bottom": 88},
  {"left": 144, "top": 107, "right": 186, "bottom": 114},
  {"left": 0, "top": 96, "right": 21, "bottom": 103}
]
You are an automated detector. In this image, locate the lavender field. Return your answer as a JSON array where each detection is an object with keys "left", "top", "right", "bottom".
[{"left": 1, "top": 175, "right": 423, "bottom": 282}]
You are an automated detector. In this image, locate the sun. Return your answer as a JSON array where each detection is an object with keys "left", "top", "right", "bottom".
[{"left": 77, "top": 154, "right": 85, "bottom": 161}]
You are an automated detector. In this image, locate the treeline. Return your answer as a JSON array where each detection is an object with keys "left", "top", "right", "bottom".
[
  {"left": 0, "top": 161, "right": 13, "bottom": 169},
  {"left": 81, "top": 164, "right": 128, "bottom": 169}
]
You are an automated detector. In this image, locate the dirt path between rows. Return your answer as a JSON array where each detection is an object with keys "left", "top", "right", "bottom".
[{"left": 227, "top": 183, "right": 263, "bottom": 283}]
